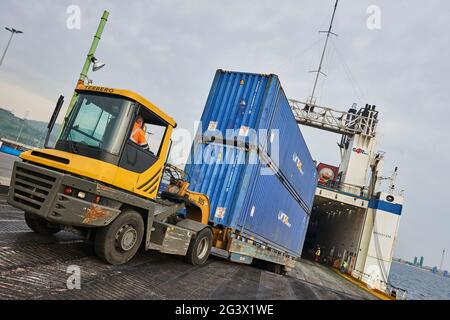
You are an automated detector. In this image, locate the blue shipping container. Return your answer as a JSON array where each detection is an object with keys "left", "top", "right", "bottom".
[
  {"left": 193, "top": 70, "right": 316, "bottom": 211},
  {"left": 186, "top": 142, "right": 309, "bottom": 256},
  {"left": 198, "top": 70, "right": 279, "bottom": 151},
  {"left": 184, "top": 70, "right": 317, "bottom": 257},
  {"left": 267, "top": 87, "right": 317, "bottom": 211}
]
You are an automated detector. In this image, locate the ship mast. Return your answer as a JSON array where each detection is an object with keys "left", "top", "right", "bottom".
[{"left": 308, "top": 0, "right": 339, "bottom": 105}]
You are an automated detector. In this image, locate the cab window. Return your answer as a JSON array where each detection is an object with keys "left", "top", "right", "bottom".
[
  {"left": 144, "top": 120, "right": 167, "bottom": 156},
  {"left": 59, "top": 93, "right": 134, "bottom": 156},
  {"left": 120, "top": 105, "right": 169, "bottom": 173}
]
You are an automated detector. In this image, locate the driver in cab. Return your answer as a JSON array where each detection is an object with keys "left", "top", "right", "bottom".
[{"left": 130, "top": 115, "right": 149, "bottom": 150}]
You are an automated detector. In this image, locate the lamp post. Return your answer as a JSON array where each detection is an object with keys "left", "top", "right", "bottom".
[
  {"left": 0, "top": 27, "right": 23, "bottom": 67},
  {"left": 16, "top": 110, "right": 29, "bottom": 144}
]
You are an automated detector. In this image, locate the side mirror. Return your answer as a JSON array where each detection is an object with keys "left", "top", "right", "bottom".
[{"left": 44, "top": 95, "right": 64, "bottom": 148}]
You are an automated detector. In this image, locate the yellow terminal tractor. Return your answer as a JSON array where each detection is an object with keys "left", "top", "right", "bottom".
[{"left": 7, "top": 84, "right": 213, "bottom": 265}]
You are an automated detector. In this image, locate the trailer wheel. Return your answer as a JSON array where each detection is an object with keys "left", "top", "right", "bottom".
[
  {"left": 24, "top": 212, "right": 61, "bottom": 235},
  {"left": 185, "top": 228, "right": 212, "bottom": 266},
  {"left": 94, "top": 209, "right": 144, "bottom": 265}
]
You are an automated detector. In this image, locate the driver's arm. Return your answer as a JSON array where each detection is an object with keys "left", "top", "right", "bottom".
[{"left": 138, "top": 129, "right": 150, "bottom": 150}]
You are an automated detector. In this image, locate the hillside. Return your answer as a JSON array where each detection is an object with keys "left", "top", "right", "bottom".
[{"left": 0, "top": 108, "right": 61, "bottom": 148}]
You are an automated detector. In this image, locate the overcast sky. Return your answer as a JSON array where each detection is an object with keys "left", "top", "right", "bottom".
[{"left": 1, "top": 0, "right": 449, "bottom": 269}]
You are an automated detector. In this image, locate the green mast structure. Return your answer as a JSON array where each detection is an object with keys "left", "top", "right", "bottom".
[{"left": 65, "top": 10, "right": 109, "bottom": 118}]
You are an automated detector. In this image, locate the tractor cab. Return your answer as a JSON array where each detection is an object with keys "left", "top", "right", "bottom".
[
  {"left": 7, "top": 84, "right": 213, "bottom": 266},
  {"left": 20, "top": 84, "right": 176, "bottom": 198}
]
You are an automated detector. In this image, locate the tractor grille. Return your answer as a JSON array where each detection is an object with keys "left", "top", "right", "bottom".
[{"left": 9, "top": 162, "right": 61, "bottom": 214}]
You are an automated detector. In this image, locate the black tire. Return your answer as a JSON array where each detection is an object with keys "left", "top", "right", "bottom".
[
  {"left": 264, "top": 261, "right": 287, "bottom": 275},
  {"left": 24, "top": 212, "right": 61, "bottom": 235},
  {"left": 184, "top": 228, "right": 212, "bottom": 266},
  {"left": 94, "top": 209, "right": 144, "bottom": 265},
  {"left": 271, "top": 263, "right": 281, "bottom": 274}
]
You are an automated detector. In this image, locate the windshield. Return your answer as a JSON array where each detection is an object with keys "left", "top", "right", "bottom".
[{"left": 60, "top": 93, "right": 135, "bottom": 155}]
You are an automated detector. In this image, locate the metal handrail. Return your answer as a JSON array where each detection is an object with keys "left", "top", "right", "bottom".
[
  {"left": 289, "top": 99, "right": 378, "bottom": 137},
  {"left": 318, "top": 180, "right": 370, "bottom": 198},
  {"left": 351, "top": 269, "right": 408, "bottom": 300}
]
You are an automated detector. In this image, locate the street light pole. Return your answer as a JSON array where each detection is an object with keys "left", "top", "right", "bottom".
[
  {"left": 16, "top": 110, "right": 29, "bottom": 143},
  {"left": 0, "top": 27, "right": 23, "bottom": 67}
]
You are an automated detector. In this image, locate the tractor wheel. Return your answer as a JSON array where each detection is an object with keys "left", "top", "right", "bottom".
[
  {"left": 94, "top": 209, "right": 144, "bottom": 265},
  {"left": 24, "top": 212, "right": 61, "bottom": 235},
  {"left": 184, "top": 228, "right": 212, "bottom": 266}
]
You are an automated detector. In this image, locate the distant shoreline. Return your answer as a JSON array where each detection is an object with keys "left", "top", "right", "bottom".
[
  {"left": 393, "top": 260, "right": 448, "bottom": 276},
  {"left": 393, "top": 260, "right": 430, "bottom": 272}
]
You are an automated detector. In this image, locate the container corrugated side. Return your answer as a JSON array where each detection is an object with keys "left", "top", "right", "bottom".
[
  {"left": 185, "top": 142, "right": 309, "bottom": 256},
  {"left": 186, "top": 141, "right": 256, "bottom": 226},
  {"left": 195, "top": 70, "right": 316, "bottom": 210},
  {"left": 264, "top": 87, "right": 317, "bottom": 211},
  {"left": 184, "top": 70, "right": 317, "bottom": 256},
  {"left": 198, "top": 70, "right": 280, "bottom": 148},
  {"left": 238, "top": 162, "right": 310, "bottom": 256}
]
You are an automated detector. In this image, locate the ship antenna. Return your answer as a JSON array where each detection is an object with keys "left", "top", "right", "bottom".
[{"left": 308, "top": 0, "right": 339, "bottom": 105}]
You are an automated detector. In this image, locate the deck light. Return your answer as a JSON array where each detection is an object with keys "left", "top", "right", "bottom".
[{"left": 91, "top": 56, "right": 105, "bottom": 72}]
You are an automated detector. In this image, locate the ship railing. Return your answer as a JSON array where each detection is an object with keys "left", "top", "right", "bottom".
[
  {"left": 289, "top": 99, "right": 378, "bottom": 137},
  {"left": 351, "top": 269, "right": 408, "bottom": 300},
  {"left": 318, "top": 180, "right": 370, "bottom": 198}
]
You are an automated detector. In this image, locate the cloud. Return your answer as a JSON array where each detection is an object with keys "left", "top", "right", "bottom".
[{"left": 0, "top": 78, "right": 56, "bottom": 120}]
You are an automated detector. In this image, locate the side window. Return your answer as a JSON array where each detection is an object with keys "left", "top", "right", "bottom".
[
  {"left": 143, "top": 122, "right": 167, "bottom": 156},
  {"left": 120, "top": 106, "right": 169, "bottom": 174}
]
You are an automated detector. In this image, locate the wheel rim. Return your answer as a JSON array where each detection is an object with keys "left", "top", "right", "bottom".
[
  {"left": 196, "top": 236, "right": 209, "bottom": 260},
  {"left": 115, "top": 224, "right": 138, "bottom": 251}
]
